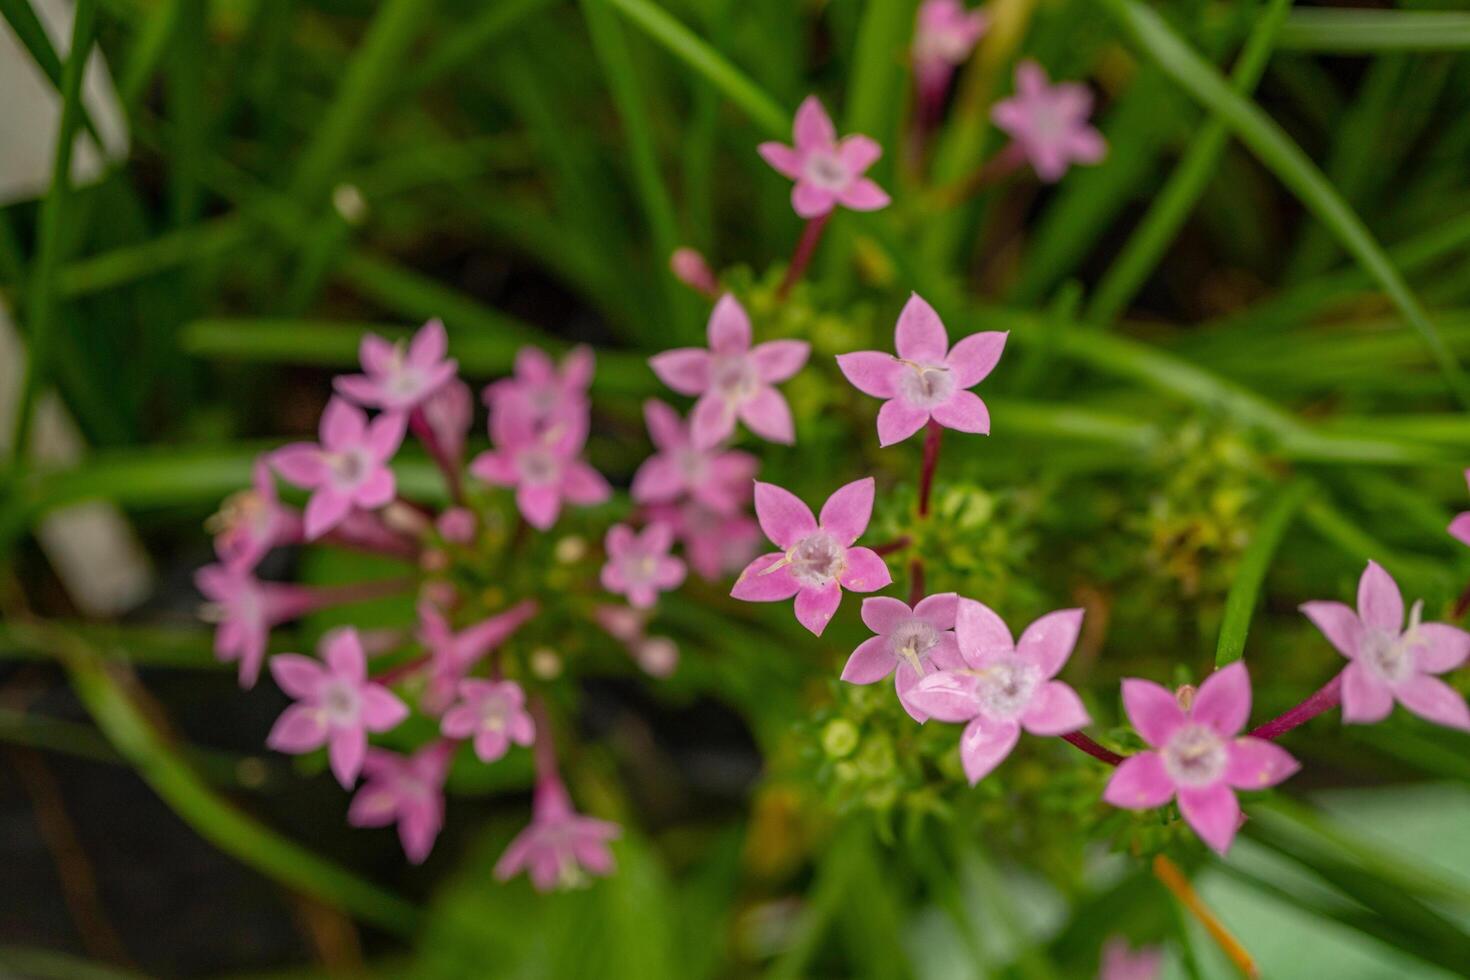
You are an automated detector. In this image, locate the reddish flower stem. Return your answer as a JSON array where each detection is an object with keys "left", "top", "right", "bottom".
[
  {"left": 1454, "top": 579, "right": 1470, "bottom": 619},
  {"left": 933, "top": 141, "right": 1028, "bottom": 207},
  {"left": 374, "top": 651, "right": 431, "bottom": 685},
  {"left": 872, "top": 535, "right": 912, "bottom": 557},
  {"left": 1060, "top": 731, "right": 1124, "bottom": 766},
  {"left": 908, "top": 558, "right": 925, "bottom": 607},
  {"left": 776, "top": 211, "right": 832, "bottom": 301},
  {"left": 529, "top": 695, "right": 559, "bottom": 778},
  {"left": 918, "top": 419, "right": 943, "bottom": 518},
  {"left": 409, "top": 407, "right": 464, "bottom": 505},
  {"left": 1248, "top": 674, "right": 1342, "bottom": 740},
  {"left": 304, "top": 576, "right": 415, "bottom": 612}
]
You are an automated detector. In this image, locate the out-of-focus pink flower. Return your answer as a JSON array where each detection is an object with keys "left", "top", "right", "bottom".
[
  {"left": 348, "top": 742, "right": 453, "bottom": 864},
  {"left": 1449, "top": 470, "right": 1470, "bottom": 547},
  {"left": 913, "top": 1, "right": 988, "bottom": 115},
  {"left": 273, "top": 398, "right": 406, "bottom": 539},
  {"left": 592, "top": 605, "right": 680, "bottom": 677},
  {"left": 731, "top": 478, "right": 891, "bottom": 636},
  {"left": 442, "top": 679, "right": 536, "bottom": 763},
  {"left": 1103, "top": 662, "right": 1299, "bottom": 855},
  {"left": 632, "top": 400, "right": 758, "bottom": 513},
  {"left": 649, "top": 295, "right": 809, "bottom": 450},
  {"left": 991, "top": 61, "right": 1106, "bottom": 182},
  {"left": 483, "top": 345, "right": 594, "bottom": 434},
  {"left": 334, "top": 320, "right": 458, "bottom": 413},
  {"left": 469, "top": 398, "right": 610, "bottom": 530},
  {"left": 495, "top": 775, "right": 620, "bottom": 892},
  {"left": 837, "top": 293, "right": 1006, "bottom": 447},
  {"left": 634, "top": 636, "right": 679, "bottom": 678},
  {"left": 267, "top": 628, "right": 410, "bottom": 788},
  {"left": 650, "top": 501, "right": 763, "bottom": 582},
  {"left": 419, "top": 377, "right": 474, "bottom": 467},
  {"left": 758, "top": 96, "right": 891, "bottom": 219},
  {"left": 907, "top": 600, "right": 1090, "bottom": 782},
  {"left": 842, "top": 594, "right": 963, "bottom": 722},
  {"left": 196, "top": 564, "right": 321, "bottom": 688},
  {"left": 436, "top": 507, "right": 477, "bottom": 544},
  {"left": 1301, "top": 561, "right": 1470, "bottom": 731},
  {"left": 417, "top": 600, "right": 539, "bottom": 715},
  {"left": 670, "top": 248, "right": 719, "bottom": 296},
  {"left": 211, "top": 457, "right": 302, "bottom": 571},
  {"left": 1098, "top": 937, "right": 1163, "bottom": 980},
  {"left": 601, "top": 523, "right": 687, "bottom": 609}
]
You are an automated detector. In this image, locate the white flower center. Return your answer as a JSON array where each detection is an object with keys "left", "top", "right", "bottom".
[
  {"left": 969, "top": 655, "right": 1041, "bottom": 720},
  {"left": 329, "top": 448, "right": 371, "bottom": 490},
  {"left": 711, "top": 354, "right": 757, "bottom": 401},
  {"left": 479, "top": 697, "right": 511, "bottom": 731},
  {"left": 518, "top": 448, "right": 561, "bottom": 485},
  {"left": 804, "top": 151, "right": 849, "bottom": 189},
  {"left": 321, "top": 680, "right": 361, "bottom": 724},
  {"left": 1361, "top": 600, "right": 1421, "bottom": 685},
  {"left": 675, "top": 448, "right": 707, "bottom": 484},
  {"left": 890, "top": 619, "right": 939, "bottom": 675},
  {"left": 1162, "top": 724, "right": 1228, "bottom": 788},
  {"left": 897, "top": 362, "right": 956, "bottom": 408},
  {"left": 787, "top": 531, "right": 846, "bottom": 587}
]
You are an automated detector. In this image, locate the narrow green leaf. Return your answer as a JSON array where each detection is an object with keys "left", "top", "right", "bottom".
[
  {"left": 119, "top": 0, "right": 181, "bottom": 107},
  {"left": 1215, "top": 476, "right": 1312, "bottom": 667},
  {"left": 1277, "top": 10, "right": 1470, "bottom": 53},
  {"left": 400, "top": 0, "right": 552, "bottom": 93}
]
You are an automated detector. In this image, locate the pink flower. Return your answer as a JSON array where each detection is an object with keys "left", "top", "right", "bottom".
[
  {"left": 196, "top": 563, "right": 320, "bottom": 688},
  {"left": 730, "top": 478, "right": 892, "bottom": 636},
  {"left": 631, "top": 400, "right": 759, "bottom": 513},
  {"left": 417, "top": 600, "right": 539, "bottom": 715},
  {"left": 906, "top": 600, "right": 1091, "bottom": 783},
  {"left": 837, "top": 293, "right": 1006, "bottom": 447},
  {"left": 442, "top": 679, "right": 536, "bottom": 763},
  {"left": 436, "top": 507, "right": 477, "bottom": 544},
  {"left": 758, "top": 96, "right": 891, "bottom": 218},
  {"left": 272, "top": 398, "right": 406, "bottom": 539},
  {"left": 348, "top": 743, "right": 452, "bottom": 864},
  {"left": 495, "top": 775, "right": 620, "bottom": 892},
  {"left": 592, "top": 605, "right": 680, "bottom": 677},
  {"left": 333, "top": 319, "right": 458, "bottom": 413},
  {"left": 1098, "top": 937, "right": 1163, "bottom": 980},
  {"left": 649, "top": 294, "right": 809, "bottom": 450},
  {"left": 991, "top": 61, "right": 1107, "bottom": 182},
  {"left": 419, "top": 377, "right": 475, "bottom": 467},
  {"left": 1103, "top": 662, "right": 1300, "bottom": 855},
  {"left": 601, "top": 523, "right": 687, "bottom": 609},
  {"left": 913, "top": 1, "right": 988, "bottom": 112},
  {"left": 210, "top": 457, "right": 302, "bottom": 571},
  {"left": 1301, "top": 561, "right": 1470, "bottom": 731},
  {"left": 841, "top": 594, "right": 964, "bottom": 722},
  {"left": 1449, "top": 470, "right": 1470, "bottom": 547},
  {"left": 468, "top": 397, "right": 611, "bottom": 530},
  {"left": 483, "top": 345, "right": 594, "bottom": 433},
  {"left": 650, "top": 501, "right": 763, "bottom": 581},
  {"left": 267, "top": 628, "right": 410, "bottom": 788}
]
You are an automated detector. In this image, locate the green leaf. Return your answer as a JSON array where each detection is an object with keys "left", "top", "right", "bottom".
[
  {"left": 1277, "top": 10, "right": 1470, "bottom": 53},
  {"left": 1215, "top": 476, "right": 1312, "bottom": 667}
]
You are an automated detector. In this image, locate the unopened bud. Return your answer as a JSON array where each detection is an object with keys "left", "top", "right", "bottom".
[
  {"left": 670, "top": 247, "right": 719, "bottom": 297},
  {"left": 1176, "top": 684, "right": 1197, "bottom": 711}
]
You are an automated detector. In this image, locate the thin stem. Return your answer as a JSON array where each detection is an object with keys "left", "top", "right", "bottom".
[
  {"left": 298, "top": 577, "right": 416, "bottom": 615},
  {"left": 1248, "top": 674, "right": 1342, "bottom": 740},
  {"left": 373, "top": 652, "right": 431, "bottom": 685},
  {"left": 1060, "top": 731, "right": 1124, "bottom": 766},
  {"left": 1454, "top": 578, "right": 1470, "bottom": 620},
  {"left": 871, "top": 535, "right": 912, "bottom": 557},
  {"left": 529, "top": 695, "right": 559, "bottom": 778},
  {"left": 408, "top": 407, "right": 464, "bottom": 505},
  {"left": 1153, "top": 855, "right": 1260, "bottom": 978},
  {"left": 776, "top": 211, "right": 832, "bottom": 300},
  {"left": 918, "top": 419, "right": 943, "bottom": 518},
  {"left": 929, "top": 142, "right": 1027, "bottom": 209},
  {"left": 907, "top": 558, "right": 925, "bottom": 607}
]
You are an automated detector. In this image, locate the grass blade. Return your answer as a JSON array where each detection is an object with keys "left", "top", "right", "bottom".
[
  {"left": 1277, "top": 10, "right": 1470, "bottom": 53},
  {"left": 1215, "top": 475, "right": 1312, "bottom": 667}
]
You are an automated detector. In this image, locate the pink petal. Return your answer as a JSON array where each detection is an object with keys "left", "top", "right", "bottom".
[
  {"left": 360, "top": 685, "right": 410, "bottom": 731},
  {"left": 1299, "top": 601, "right": 1362, "bottom": 660},
  {"left": 836, "top": 351, "right": 904, "bottom": 399},
  {"left": 1339, "top": 661, "right": 1394, "bottom": 725},
  {"left": 819, "top": 477, "right": 875, "bottom": 546},
  {"left": 354, "top": 468, "right": 396, "bottom": 510},
  {"left": 707, "top": 294, "right": 752, "bottom": 354},
  {"left": 1177, "top": 784, "right": 1242, "bottom": 855},
  {"left": 398, "top": 807, "right": 441, "bottom": 864},
  {"left": 562, "top": 345, "right": 595, "bottom": 389},
  {"left": 475, "top": 730, "right": 511, "bottom": 762},
  {"left": 408, "top": 318, "right": 448, "bottom": 365},
  {"left": 333, "top": 374, "right": 384, "bottom": 406},
  {"left": 320, "top": 397, "right": 366, "bottom": 450},
  {"left": 690, "top": 392, "right": 738, "bottom": 450},
  {"left": 605, "top": 524, "right": 636, "bottom": 558},
  {"left": 514, "top": 346, "right": 556, "bottom": 383},
  {"left": 631, "top": 455, "right": 683, "bottom": 505},
  {"left": 1225, "top": 737, "right": 1300, "bottom": 791},
  {"left": 842, "top": 635, "right": 896, "bottom": 684},
  {"left": 795, "top": 583, "right": 843, "bottom": 636},
  {"left": 1190, "top": 661, "right": 1251, "bottom": 738},
  {"left": 738, "top": 386, "right": 796, "bottom": 444},
  {"left": 750, "top": 340, "right": 810, "bottom": 384},
  {"left": 469, "top": 450, "right": 517, "bottom": 487},
  {"left": 1015, "top": 60, "right": 1048, "bottom": 97},
  {"left": 1411, "top": 623, "right": 1470, "bottom": 674},
  {"left": 1357, "top": 560, "right": 1403, "bottom": 632},
  {"left": 1102, "top": 751, "right": 1174, "bottom": 809},
  {"left": 955, "top": 598, "right": 1014, "bottom": 665},
  {"left": 730, "top": 552, "right": 801, "bottom": 601},
  {"left": 753, "top": 481, "right": 818, "bottom": 548},
  {"left": 945, "top": 331, "right": 1008, "bottom": 388},
  {"left": 958, "top": 715, "right": 1021, "bottom": 784},
  {"left": 1449, "top": 512, "right": 1470, "bottom": 547},
  {"left": 839, "top": 547, "right": 891, "bottom": 593},
  {"left": 561, "top": 460, "right": 612, "bottom": 505},
  {"left": 643, "top": 400, "right": 685, "bottom": 451},
  {"left": 894, "top": 664, "right": 930, "bottom": 723},
  {"left": 267, "top": 704, "right": 328, "bottom": 754},
  {"left": 930, "top": 390, "right": 990, "bottom": 434},
  {"left": 653, "top": 556, "right": 687, "bottom": 590},
  {"left": 270, "top": 654, "right": 326, "bottom": 700},
  {"left": 440, "top": 704, "right": 478, "bottom": 739},
  {"left": 272, "top": 444, "right": 327, "bottom": 486},
  {"left": 793, "top": 95, "right": 836, "bottom": 152},
  {"left": 649, "top": 348, "right": 712, "bottom": 396},
  {"left": 367, "top": 411, "right": 407, "bottom": 461},
  {"left": 861, "top": 596, "right": 914, "bottom": 635},
  {"left": 837, "top": 134, "right": 882, "bottom": 173},
  {"left": 304, "top": 490, "right": 353, "bottom": 540},
  {"left": 913, "top": 592, "right": 959, "bottom": 630},
  {"left": 1121, "top": 678, "right": 1185, "bottom": 748},
  {"left": 876, "top": 398, "right": 931, "bottom": 447},
  {"left": 329, "top": 727, "right": 367, "bottom": 788},
  {"left": 1065, "top": 126, "right": 1107, "bottom": 165},
  {"left": 360, "top": 334, "right": 396, "bottom": 374},
  {"left": 906, "top": 670, "right": 981, "bottom": 722},
  {"left": 758, "top": 141, "right": 803, "bottom": 180},
  {"left": 1394, "top": 675, "right": 1470, "bottom": 731},
  {"left": 792, "top": 183, "right": 838, "bottom": 219},
  {"left": 1020, "top": 681, "right": 1090, "bottom": 736},
  {"left": 323, "top": 629, "right": 366, "bottom": 682},
  {"left": 347, "top": 783, "right": 398, "bottom": 827},
  {"left": 1016, "top": 608, "right": 1084, "bottom": 678},
  {"left": 517, "top": 483, "right": 562, "bottom": 530},
  {"left": 894, "top": 294, "right": 949, "bottom": 362},
  {"left": 836, "top": 179, "right": 890, "bottom": 212}
]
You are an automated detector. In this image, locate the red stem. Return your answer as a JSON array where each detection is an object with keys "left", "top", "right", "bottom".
[
  {"left": 918, "top": 419, "right": 942, "bottom": 518},
  {"left": 408, "top": 407, "right": 464, "bottom": 505},
  {"left": 776, "top": 212, "right": 832, "bottom": 300},
  {"left": 529, "top": 695, "right": 559, "bottom": 778},
  {"left": 1248, "top": 674, "right": 1342, "bottom": 740},
  {"left": 1454, "top": 579, "right": 1470, "bottom": 619},
  {"left": 935, "top": 141, "right": 1028, "bottom": 206},
  {"left": 374, "top": 651, "right": 431, "bottom": 685},
  {"left": 907, "top": 558, "right": 925, "bottom": 607},
  {"left": 1060, "top": 731, "right": 1125, "bottom": 766},
  {"left": 872, "top": 535, "right": 912, "bottom": 557}
]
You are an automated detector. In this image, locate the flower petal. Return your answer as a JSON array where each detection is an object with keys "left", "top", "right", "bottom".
[
  {"left": 958, "top": 715, "right": 1021, "bottom": 785},
  {"left": 751, "top": 340, "right": 810, "bottom": 384},
  {"left": 730, "top": 552, "right": 801, "bottom": 601},
  {"left": 517, "top": 483, "right": 561, "bottom": 530},
  {"left": 837, "top": 134, "right": 882, "bottom": 174},
  {"left": 1178, "top": 784, "right": 1242, "bottom": 855},
  {"left": 839, "top": 548, "right": 891, "bottom": 594},
  {"left": 1450, "top": 512, "right": 1470, "bottom": 547},
  {"left": 329, "top": 726, "right": 367, "bottom": 788},
  {"left": 795, "top": 583, "right": 843, "bottom": 636},
  {"left": 758, "top": 141, "right": 803, "bottom": 179},
  {"left": 876, "top": 398, "right": 930, "bottom": 447},
  {"left": 1020, "top": 681, "right": 1090, "bottom": 736},
  {"left": 836, "top": 351, "right": 904, "bottom": 399},
  {"left": 631, "top": 455, "right": 683, "bottom": 505},
  {"left": 649, "top": 348, "right": 712, "bottom": 396},
  {"left": 930, "top": 389, "right": 990, "bottom": 434},
  {"left": 303, "top": 490, "right": 352, "bottom": 540},
  {"left": 1121, "top": 678, "right": 1185, "bottom": 748},
  {"left": 1299, "top": 601, "right": 1362, "bottom": 660},
  {"left": 860, "top": 596, "right": 914, "bottom": 635},
  {"left": 1191, "top": 661, "right": 1251, "bottom": 738},
  {"left": 836, "top": 178, "right": 890, "bottom": 212},
  {"left": 1411, "top": 623, "right": 1470, "bottom": 674},
  {"left": 1357, "top": 560, "right": 1404, "bottom": 632},
  {"left": 270, "top": 654, "right": 326, "bottom": 700},
  {"left": 793, "top": 95, "right": 836, "bottom": 151},
  {"left": 1016, "top": 608, "right": 1083, "bottom": 678},
  {"left": 737, "top": 386, "right": 796, "bottom": 444},
  {"left": 272, "top": 444, "right": 327, "bottom": 487},
  {"left": 913, "top": 592, "right": 958, "bottom": 630},
  {"left": 906, "top": 670, "right": 980, "bottom": 722},
  {"left": 1225, "top": 737, "right": 1300, "bottom": 791},
  {"left": 561, "top": 461, "right": 612, "bottom": 505},
  {"left": 894, "top": 293, "right": 949, "bottom": 362},
  {"left": 841, "top": 635, "right": 896, "bottom": 684},
  {"left": 1339, "top": 661, "right": 1394, "bottom": 725},
  {"left": 707, "top": 294, "right": 752, "bottom": 354},
  {"left": 267, "top": 704, "right": 328, "bottom": 754},
  {"left": 1103, "top": 752, "right": 1176, "bottom": 810},
  {"left": 753, "top": 482, "right": 817, "bottom": 548},
  {"left": 360, "top": 685, "right": 410, "bottom": 731},
  {"left": 820, "top": 477, "right": 875, "bottom": 546},
  {"left": 320, "top": 397, "right": 366, "bottom": 449},
  {"left": 1394, "top": 675, "right": 1470, "bottom": 731},
  {"left": 946, "top": 330, "right": 1008, "bottom": 388},
  {"left": 955, "top": 598, "right": 1014, "bottom": 666},
  {"left": 690, "top": 392, "right": 738, "bottom": 450}
]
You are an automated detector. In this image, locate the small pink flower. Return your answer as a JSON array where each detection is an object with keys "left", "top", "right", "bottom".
[
  {"left": 842, "top": 594, "right": 964, "bottom": 722},
  {"left": 442, "top": 679, "right": 536, "bottom": 763},
  {"left": 991, "top": 60, "right": 1107, "bottom": 182},
  {"left": 436, "top": 507, "right": 477, "bottom": 544},
  {"left": 1449, "top": 470, "right": 1470, "bottom": 547},
  {"left": 649, "top": 294, "right": 809, "bottom": 450},
  {"left": 417, "top": 600, "right": 539, "bottom": 715},
  {"left": 758, "top": 96, "right": 891, "bottom": 218},
  {"left": 1098, "top": 937, "right": 1163, "bottom": 980},
  {"left": 419, "top": 377, "right": 475, "bottom": 467},
  {"left": 469, "top": 398, "right": 611, "bottom": 530},
  {"left": 592, "top": 605, "right": 680, "bottom": 677},
  {"left": 483, "top": 345, "right": 594, "bottom": 433},
  {"left": 650, "top": 501, "right": 763, "bottom": 582},
  {"left": 211, "top": 457, "right": 302, "bottom": 571},
  {"left": 272, "top": 398, "right": 406, "bottom": 539},
  {"left": 837, "top": 293, "right": 1006, "bottom": 447},
  {"left": 731, "top": 478, "right": 892, "bottom": 636},
  {"left": 601, "top": 523, "right": 687, "bottom": 609},
  {"left": 670, "top": 247, "right": 719, "bottom": 296},
  {"left": 913, "top": 1, "right": 988, "bottom": 112},
  {"left": 267, "top": 628, "right": 410, "bottom": 788},
  {"left": 906, "top": 600, "right": 1091, "bottom": 783},
  {"left": 333, "top": 319, "right": 458, "bottom": 413},
  {"left": 1103, "top": 662, "right": 1300, "bottom": 855},
  {"left": 348, "top": 743, "right": 452, "bottom": 864},
  {"left": 634, "top": 636, "right": 679, "bottom": 677},
  {"left": 632, "top": 400, "right": 758, "bottom": 513},
  {"left": 1301, "top": 560, "right": 1470, "bottom": 731},
  {"left": 196, "top": 564, "right": 321, "bottom": 688},
  {"left": 495, "top": 775, "right": 621, "bottom": 892}
]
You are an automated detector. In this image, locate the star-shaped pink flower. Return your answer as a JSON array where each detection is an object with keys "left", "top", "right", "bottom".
[
  {"left": 468, "top": 396, "right": 611, "bottom": 530},
  {"left": 267, "top": 628, "right": 410, "bottom": 788},
  {"left": 991, "top": 60, "right": 1107, "bottom": 183},
  {"left": 348, "top": 743, "right": 453, "bottom": 864},
  {"left": 759, "top": 96, "right": 891, "bottom": 218},
  {"left": 1449, "top": 470, "right": 1470, "bottom": 547},
  {"left": 1301, "top": 560, "right": 1470, "bottom": 731},
  {"left": 841, "top": 593, "right": 963, "bottom": 722},
  {"left": 600, "top": 523, "right": 687, "bottom": 609},
  {"left": 1103, "top": 662, "right": 1300, "bottom": 855},
  {"left": 195, "top": 563, "right": 320, "bottom": 688},
  {"left": 913, "top": 1, "right": 988, "bottom": 112},
  {"left": 495, "top": 775, "right": 621, "bottom": 892},
  {"left": 650, "top": 295, "right": 809, "bottom": 450},
  {"left": 272, "top": 397, "right": 406, "bottom": 539},
  {"left": 483, "top": 344, "right": 594, "bottom": 433},
  {"left": 730, "top": 477, "right": 892, "bottom": 636},
  {"left": 837, "top": 293, "right": 1007, "bottom": 447},
  {"left": 417, "top": 600, "right": 539, "bottom": 715},
  {"left": 906, "top": 599, "right": 1091, "bottom": 783},
  {"left": 442, "top": 679, "right": 536, "bottom": 763},
  {"left": 211, "top": 457, "right": 302, "bottom": 571},
  {"left": 333, "top": 319, "right": 458, "bottom": 413},
  {"left": 631, "top": 399, "right": 758, "bottom": 513}
]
